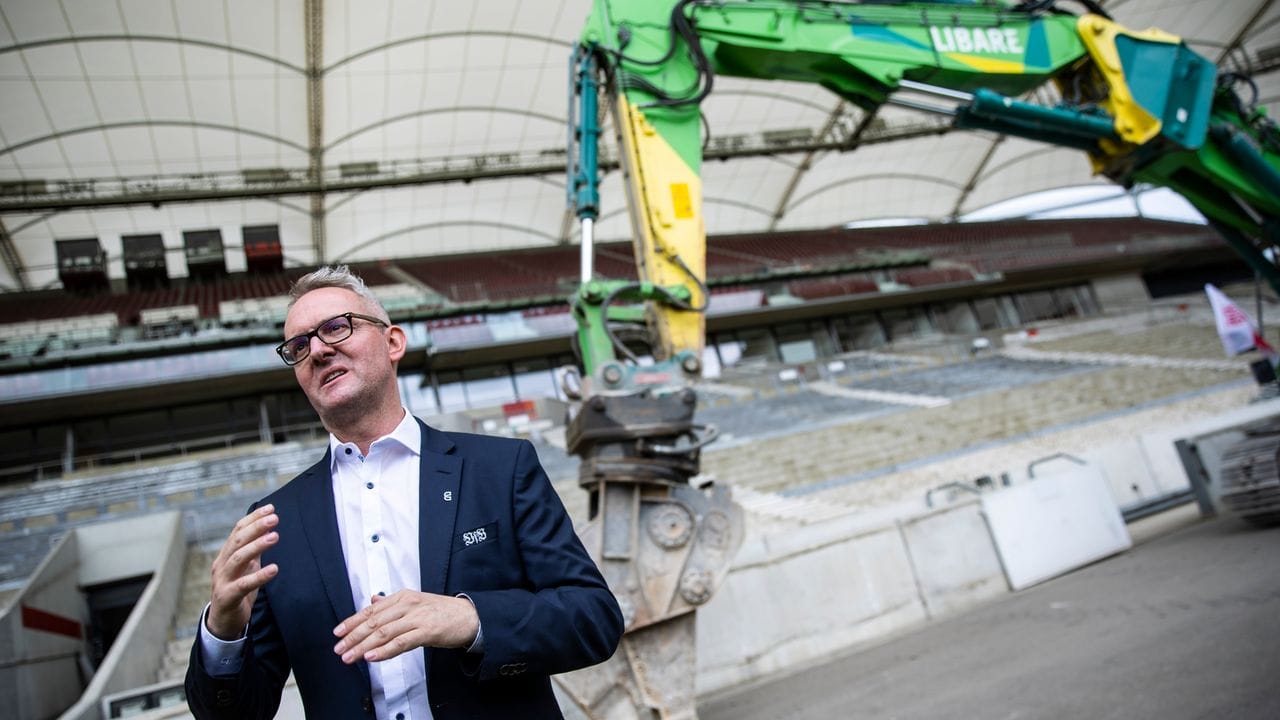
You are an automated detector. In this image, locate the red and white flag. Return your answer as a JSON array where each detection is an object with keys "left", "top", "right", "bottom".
[{"left": 1205, "top": 283, "right": 1277, "bottom": 362}]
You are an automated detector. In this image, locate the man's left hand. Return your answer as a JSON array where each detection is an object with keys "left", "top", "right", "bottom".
[{"left": 333, "top": 591, "right": 479, "bottom": 664}]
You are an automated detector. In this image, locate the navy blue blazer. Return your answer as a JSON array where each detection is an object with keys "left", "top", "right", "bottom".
[{"left": 186, "top": 420, "right": 623, "bottom": 719}]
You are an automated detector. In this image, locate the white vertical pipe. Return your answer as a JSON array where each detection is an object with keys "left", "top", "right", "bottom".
[{"left": 580, "top": 217, "right": 595, "bottom": 282}]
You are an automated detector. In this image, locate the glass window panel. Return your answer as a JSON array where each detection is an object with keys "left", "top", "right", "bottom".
[
  {"left": 462, "top": 364, "right": 517, "bottom": 410},
  {"left": 399, "top": 373, "right": 440, "bottom": 416},
  {"left": 513, "top": 359, "right": 558, "bottom": 400},
  {"left": 436, "top": 371, "right": 468, "bottom": 413}
]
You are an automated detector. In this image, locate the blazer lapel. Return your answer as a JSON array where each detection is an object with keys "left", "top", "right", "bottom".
[
  {"left": 294, "top": 451, "right": 372, "bottom": 690},
  {"left": 295, "top": 451, "right": 358, "bottom": 624},
  {"left": 416, "top": 421, "right": 461, "bottom": 684},
  {"left": 417, "top": 415, "right": 463, "bottom": 594},
  {"left": 417, "top": 420, "right": 461, "bottom": 597}
]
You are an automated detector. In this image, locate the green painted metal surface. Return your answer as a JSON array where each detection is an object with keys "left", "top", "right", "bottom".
[
  {"left": 572, "top": 279, "right": 694, "bottom": 375},
  {"left": 582, "top": 1, "right": 1089, "bottom": 172},
  {"left": 578, "top": 0, "right": 1280, "bottom": 305}
]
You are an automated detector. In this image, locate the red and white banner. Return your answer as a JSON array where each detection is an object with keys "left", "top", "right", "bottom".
[{"left": 1205, "top": 283, "right": 1277, "bottom": 362}]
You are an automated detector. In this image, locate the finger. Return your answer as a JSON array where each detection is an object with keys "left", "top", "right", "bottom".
[
  {"left": 222, "top": 505, "right": 275, "bottom": 548},
  {"left": 236, "top": 562, "right": 278, "bottom": 593},
  {"left": 221, "top": 530, "right": 279, "bottom": 579},
  {"left": 231, "top": 513, "right": 279, "bottom": 554},
  {"left": 216, "top": 507, "right": 277, "bottom": 565},
  {"left": 340, "top": 617, "right": 421, "bottom": 664},
  {"left": 211, "top": 538, "right": 276, "bottom": 604},
  {"left": 210, "top": 563, "right": 277, "bottom": 619},
  {"left": 333, "top": 601, "right": 376, "bottom": 639},
  {"left": 334, "top": 596, "right": 410, "bottom": 651},
  {"left": 334, "top": 592, "right": 396, "bottom": 637}
]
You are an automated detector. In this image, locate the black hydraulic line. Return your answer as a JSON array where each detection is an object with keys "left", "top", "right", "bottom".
[{"left": 1210, "top": 123, "right": 1280, "bottom": 201}]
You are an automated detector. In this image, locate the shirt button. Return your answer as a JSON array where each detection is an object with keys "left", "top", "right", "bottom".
[
  {"left": 366, "top": 482, "right": 374, "bottom": 489},
  {"left": 396, "top": 714, "right": 404, "bottom": 720},
  {"left": 377, "top": 591, "right": 386, "bottom": 597},
  {"left": 371, "top": 534, "right": 379, "bottom": 543},
  {"left": 344, "top": 448, "right": 352, "bottom": 455}
]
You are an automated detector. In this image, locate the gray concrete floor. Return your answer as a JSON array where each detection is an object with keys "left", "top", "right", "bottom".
[{"left": 699, "top": 516, "right": 1280, "bottom": 720}]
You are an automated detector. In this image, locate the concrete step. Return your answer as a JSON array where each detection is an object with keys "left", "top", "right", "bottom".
[
  {"left": 159, "top": 547, "right": 219, "bottom": 684},
  {"left": 159, "top": 634, "right": 194, "bottom": 682},
  {"left": 703, "top": 363, "right": 1242, "bottom": 495}
]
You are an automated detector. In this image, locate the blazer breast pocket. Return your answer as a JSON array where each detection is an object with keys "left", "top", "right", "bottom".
[{"left": 454, "top": 520, "right": 499, "bottom": 554}]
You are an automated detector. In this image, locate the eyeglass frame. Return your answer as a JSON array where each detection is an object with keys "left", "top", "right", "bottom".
[{"left": 275, "top": 312, "right": 389, "bottom": 366}]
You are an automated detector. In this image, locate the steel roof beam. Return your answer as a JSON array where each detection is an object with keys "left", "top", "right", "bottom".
[
  {"left": 1216, "top": 0, "right": 1276, "bottom": 65},
  {"left": 948, "top": 137, "right": 1005, "bottom": 220},
  {"left": 0, "top": 122, "right": 954, "bottom": 214},
  {"left": 767, "top": 102, "right": 850, "bottom": 232},
  {"left": 0, "top": 218, "right": 26, "bottom": 291},
  {"left": 0, "top": 35, "right": 306, "bottom": 74}
]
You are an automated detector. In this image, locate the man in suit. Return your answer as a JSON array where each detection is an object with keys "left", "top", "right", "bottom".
[{"left": 185, "top": 266, "right": 624, "bottom": 719}]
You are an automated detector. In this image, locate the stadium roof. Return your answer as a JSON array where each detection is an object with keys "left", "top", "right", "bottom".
[{"left": 0, "top": 0, "right": 1275, "bottom": 291}]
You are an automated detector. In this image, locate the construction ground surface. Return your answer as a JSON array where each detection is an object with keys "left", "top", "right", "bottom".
[{"left": 699, "top": 512, "right": 1280, "bottom": 720}]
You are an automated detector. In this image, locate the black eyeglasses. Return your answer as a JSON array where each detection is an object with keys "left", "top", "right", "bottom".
[{"left": 276, "top": 312, "right": 388, "bottom": 366}]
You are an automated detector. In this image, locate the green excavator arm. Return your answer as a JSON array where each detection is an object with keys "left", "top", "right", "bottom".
[
  {"left": 556, "top": 4, "right": 1279, "bottom": 718},
  {"left": 569, "top": 0, "right": 1280, "bottom": 377}
]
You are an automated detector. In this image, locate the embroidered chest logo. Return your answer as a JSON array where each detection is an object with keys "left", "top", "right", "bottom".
[{"left": 456, "top": 522, "right": 498, "bottom": 552}]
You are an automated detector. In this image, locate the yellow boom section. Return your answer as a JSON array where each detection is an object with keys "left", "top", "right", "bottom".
[{"left": 614, "top": 95, "right": 707, "bottom": 359}]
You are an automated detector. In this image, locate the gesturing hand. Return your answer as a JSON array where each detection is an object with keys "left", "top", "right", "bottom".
[
  {"left": 207, "top": 504, "right": 280, "bottom": 640},
  {"left": 333, "top": 591, "right": 480, "bottom": 664}
]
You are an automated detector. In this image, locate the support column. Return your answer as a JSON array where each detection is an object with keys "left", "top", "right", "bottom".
[
  {"left": 63, "top": 426, "right": 75, "bottom": 476},
  {"left": 259, "top": 398, "right": 273, "bottom": 445},
  {"left": 304, "top": 0, "right": 326, "bottom": 262}
]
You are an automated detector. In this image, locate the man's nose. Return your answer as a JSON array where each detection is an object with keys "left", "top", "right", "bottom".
[{"left": 308, "top": 334, "right": 335, "bottom": 361}]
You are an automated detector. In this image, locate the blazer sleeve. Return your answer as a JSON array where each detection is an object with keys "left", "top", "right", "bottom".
[
  {"left": 463, "top": 440, "right": 624, "bottom": 680},
  {"left": 184, "top": 507, "right": 292, "bottom": 719}
]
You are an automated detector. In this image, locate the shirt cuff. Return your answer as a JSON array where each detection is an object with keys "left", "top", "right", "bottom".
[
  {"left": 456, "top": 593, "right": 484, "bottom": 654},
  {"left": 198, "top": 603, "right": 248, "bottom": 676}
]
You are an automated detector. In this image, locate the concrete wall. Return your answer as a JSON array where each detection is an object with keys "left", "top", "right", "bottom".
[
  {"left": 695, "top": 499, "right": 1005, "bottom": 695},
  {"left": 1091, "top": 274, "right": 1150, "bottom": 311},
  {"left": 60, "top": 512, "right": 186, "bottom": 720},
  {"left": 0, "top": 531, "right": 87, "bottom": 720},
  {"left": 898, "top": 502, "right": 1007, "bottom": 618}
]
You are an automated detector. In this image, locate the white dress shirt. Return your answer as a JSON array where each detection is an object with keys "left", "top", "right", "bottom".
[{"left": 200, "top": 409, "right": 434, "bottom": 720}]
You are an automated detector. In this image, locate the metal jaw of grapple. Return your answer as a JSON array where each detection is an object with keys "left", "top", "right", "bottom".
[{"left": 554, "top": 387, "right": 743, "bottom": 720}]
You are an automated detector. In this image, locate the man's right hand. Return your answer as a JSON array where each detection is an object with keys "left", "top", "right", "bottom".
[{"left": 207, "top": 504, "right": 280, "bottom": 640}]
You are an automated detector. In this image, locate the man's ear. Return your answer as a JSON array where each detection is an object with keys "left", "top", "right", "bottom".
[{"left": 386, "top": 324, "right": 408, "bottom": 363}]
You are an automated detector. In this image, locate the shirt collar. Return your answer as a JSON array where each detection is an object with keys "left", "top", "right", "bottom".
[{"left": 327, "top": 408, "right": 420, "bottom": 470}]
